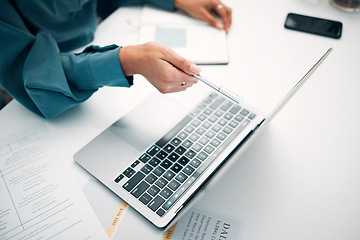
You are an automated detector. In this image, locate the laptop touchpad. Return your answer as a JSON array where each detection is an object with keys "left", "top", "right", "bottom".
[{"left": 109, "top": 93, "right": 188, "bottom": 152}]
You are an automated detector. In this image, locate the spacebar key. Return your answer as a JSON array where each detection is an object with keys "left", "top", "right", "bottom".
[
  {"left": 123, "top": 172, "right": 145, "bottom": 192},
  {"left": 156, "top": 115, "right": 193, "bottom": 148}
]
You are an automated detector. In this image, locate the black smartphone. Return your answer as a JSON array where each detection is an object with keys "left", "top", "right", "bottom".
[{"left": 284, "top": 13, "right": 342, "bottom": 39}]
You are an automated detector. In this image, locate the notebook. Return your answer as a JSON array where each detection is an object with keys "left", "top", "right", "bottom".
[
  {"left": 74, "top": 48, "right": 332, "bottom": 228},
  {"left": 139, "top": 5, "right": 229, "bottom": 65}
]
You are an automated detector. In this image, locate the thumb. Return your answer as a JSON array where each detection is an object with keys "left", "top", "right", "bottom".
[{"left": 166, "top": 50, "right": 201, "bottom": 75}]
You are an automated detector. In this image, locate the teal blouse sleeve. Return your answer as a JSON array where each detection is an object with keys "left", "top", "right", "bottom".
[{"left": 0, "top": 0, "right": 174, "bottom": 119}]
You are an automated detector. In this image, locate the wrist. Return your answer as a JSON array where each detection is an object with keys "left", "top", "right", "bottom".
[
  {"left": 119, "top": 46, "right": 136, "bottom": 76},
  {"left": 174, "top": 0, "right": 186, "bottom": 10}
]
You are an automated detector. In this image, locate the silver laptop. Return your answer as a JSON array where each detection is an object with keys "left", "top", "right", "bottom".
[{"left": 74, "top": 48, "right": 332, "bottom": 228}]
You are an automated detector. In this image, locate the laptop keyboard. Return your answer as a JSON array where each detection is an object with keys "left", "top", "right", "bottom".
[{"left": 114, "top": 92, "right": 256, "bottom": 217}]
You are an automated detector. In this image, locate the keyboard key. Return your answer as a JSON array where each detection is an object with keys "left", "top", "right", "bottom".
[
  {"left": 114, "top": 174, "right": 124, "bottom": 183},
  {"left": 163, "top": 201, "right": 175, "bottom": 211},
  {"left": 229, "top": 105, "right": 241, "bottom": 114},
  {"left": 204, "top": 145, "right": 215, "bottom": 154},
  {"left": 164, "top": 144, "right": 175, "bottom": 153},
  {"left": 240, "top": 109, "right": 250, "bottom": 116},
  {"left": 249, "top": 113, "right": 256, "bottom": 119},
  {"left": 175, "top": 146, "right": 187, "bottom": 155},
  {"left": 234, "top": 114, "right": 244, "bottom": 122},
  {"left": 197, "top": 114, "right": 207, "bottom": 121},
  {"left": 139, "top": 193, "right": 152, "bottom": 205},
  {"left": 216, "top": 132, "right": 227, "bottom": 141},
  {"left": 131, "top": 160, "right": 140, "bottom": 168},
  {"left": 211, "top": 124, "right": 221, "bottom": 132},
  {"left": 178, "top": 131, "right": 188, "bottom": 140},
  {"left": 214, "top": 110, "right": 224, "bottom": 117},
  {"left": 145, "top": 173, "right": 157, "bottom": 184},
  {"left": 190, "top": 159, "right": 201, "bottom": 168},
  {"left": 170, "top": 138, "right": 182, "bottom": 146},
  {"left": 147, "top": 185, "right": 160, "bottom": 196},
  {"left": 153, "top": 166, "right": 165, "bottom": 177},
  {"left": 189, "top": 133, "right": 200, "bottom": 142},
  {"left": 168, "top": 180, "right": 181, "bottom": 191},
  {"left": 170, "top": 163, "right": 183, "bottom": 173},
  {"left": 147, "top": 145, "right": 160, "bottom": 156},
  {"left": 191, "top": 143, "right": 203, "bottom": 152},
  {"left": 182, "top": 140, "right": 193, "bottom": 148},
  {"left": 148, "top": 196, "right": 165, "bottom": 212},
  {"left": 204, "top": 108, "right": 213, "bottom": 115},
  {"left": 197, "top": 102, "right": 207, "bottom": 110},
  {"left": 224, "top": 113, "right": 233, "bottom": 120},
  {"left": 191, "top": 119, "right": 201, "bottom": 127},
  {"left": 202, "top": 121, "right": 212, "bottom": 129},
  {"left": 156, "top": 208, "right": 166, "bottom": 217},
  {"left": 195, "top": 127, "right": 206, "bottom": 135},
  {"left": 123, "top": 167, "right": 132, "bottom": 177},
  {"left": 184, "top": 125, "right": 195, "bottom": 133},
  {"left": 185, "top": 149, "right": 196, "bottom": 159},
  {"left": 220, "top": 100, "right": 233, "bottom": 111},
  {"left": 223, "top": 126, "right": 233, "bottom": 134},
  {"left": 205, "top": 130, "right": 216, "bottom": 139},
  {"left": 139, "top": 153, "right": 151, "bottom": 163},
  {"left": 160, "top": 187, "right": 173, "bottom": 199},
  {"left": 196, "top": 151, "right": 208, "bottom": 161},
  {"left": 208, "top": 115, "right": 218, "bottom": 123},
  {"left": 149, "top": 157, "right": 161, "bottom": 167},
  {"left": 218, "top": 119, "right": 228, "bottom": 126},
  {"left": 178, "top": 156, "right": 190, "bottom": 166},
  {"left": 168, "top": 152, "right": 180, "bottom": 162},
  {"left": 131, "top": 181, "right": 150, "bottom": 198},
  {"left": 175, "top": 172, "right": 188, "bottom": 183},
  {"left": 203, "top": 96, "right": 213, "bottom": 104},
  {"left": 229, "top": 120, "right": 239, "bottom": 128},
  {"left": 163, "top": 170, "right": 176, "bottom": 181},
  {"left": 155, "top": 177, "right": 168, "bottom": 189},
  {"left": 123, "top": 172, "right": 145, "bottom": 192},
  {"left": 190, "top": 108, "right": 201, "bottom": 117},
  {"left": 160, "top": 159, "right": 172, "bottom": 169},
  {"left": 210, "top": 138, "right": 221, "bottom": 147},
  {"left": 183, "top": 165, "right": 195, "bottom": 175},
  {"left": 198, "top": 136, "right": 210, "bottom": 145},
  {"left": 210, "top": 97, "right": 225, "bottom": 110},
  {"left": 141, "top": 164, "right": 153, "bottom": 174},
  {"left": 156, "top": 151, "right": 168, "bottom": 160}
]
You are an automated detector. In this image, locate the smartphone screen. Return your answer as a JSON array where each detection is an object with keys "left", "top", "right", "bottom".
[{"left": 284, "top": 13, "right": 342, "bottom": 39}]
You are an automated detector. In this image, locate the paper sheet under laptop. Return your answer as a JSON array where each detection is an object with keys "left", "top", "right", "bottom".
[{"left": 140, "top": 5, "right": 229, "bottom": 65}]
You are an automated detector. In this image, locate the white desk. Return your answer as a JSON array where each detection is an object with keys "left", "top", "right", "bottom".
[{"left": 1, "top": 0, "right": 360, "bottom": 239}]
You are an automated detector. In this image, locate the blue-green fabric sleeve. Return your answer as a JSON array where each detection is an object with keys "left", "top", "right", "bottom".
[
  {"left": 0, "top": 27, "right": 131, "bottom": 119},
  {"left": 22, "top": 32, "right": 131, "bottom": 119},
  {"left": 117, "top": 0, "right": 175, "bottom": 11}
]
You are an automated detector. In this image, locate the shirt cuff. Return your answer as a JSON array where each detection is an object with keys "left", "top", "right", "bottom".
[
  {"left": 84, "top": 44, "right": 133, "bottom": 88},
  {"left": 147, "top": 0, "right": 175, "bottom": 11}
]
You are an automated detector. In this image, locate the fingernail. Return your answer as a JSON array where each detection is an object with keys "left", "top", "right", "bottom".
[
  {"left": 190, "top": 63, "right": 201, "bottom": 74},
  {"left": 216, "top": 22, "right": 224, "bottom": 30}
]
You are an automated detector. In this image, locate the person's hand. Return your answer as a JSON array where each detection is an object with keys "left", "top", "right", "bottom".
[
  {"left": 174, "top": 0, "right": 232, "bottom": 33},
  {"left": 119, "top": 42, "right": 201, "bottom": 93}
]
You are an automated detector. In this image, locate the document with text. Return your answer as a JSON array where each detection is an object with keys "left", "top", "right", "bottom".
[{"left": 0, "top": 124, "right": 108, "bottom": 240}]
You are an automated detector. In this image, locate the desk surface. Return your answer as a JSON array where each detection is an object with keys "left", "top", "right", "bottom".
[{"left": 1, "top": 0, "right": 360, "bottom": 239}]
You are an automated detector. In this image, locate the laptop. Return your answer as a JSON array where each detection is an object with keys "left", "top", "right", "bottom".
[{"left": 74, "top": 48, "right": 332, "bottom": 228}]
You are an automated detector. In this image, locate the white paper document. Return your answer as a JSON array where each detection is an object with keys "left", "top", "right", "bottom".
[
  {"left": 163, "top": 207, "right": 241, "bottom": 240},
  {"left": 0, "top": 124, "right": 107, "bottom": 240},
  {"left": 112, "top": 203, "right": 241, "bottom": 239},
  {"left": 140, "top": 5, "right": 229, "bottom": 65}
]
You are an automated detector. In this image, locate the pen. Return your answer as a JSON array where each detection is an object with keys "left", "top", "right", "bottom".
[{"left": 193, "top": 74, "right": 243, "bottom": 104}]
